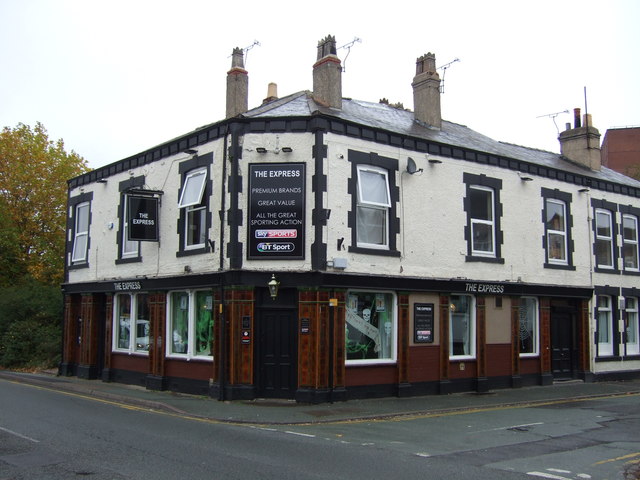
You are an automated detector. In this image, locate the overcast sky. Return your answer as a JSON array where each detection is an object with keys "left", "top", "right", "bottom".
[{"left": 1, "top": 0, "right": 639, "bottom": 170}]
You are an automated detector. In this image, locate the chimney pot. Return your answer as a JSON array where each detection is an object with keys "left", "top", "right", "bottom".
[
  {"left": 226, "top": 47, "right": 249, "bottom": 118},
  {"left": 573, "top": 108, "right": 581, "bottom": 128},
  {"left": 412, "top": 52, "right": 441, "bottom": 129},
  {"left": 262, "top": 82, "right": 278, "bottom": 104},
  {"left": 312, "top": 35, "right": 342, "bottom": 109}
]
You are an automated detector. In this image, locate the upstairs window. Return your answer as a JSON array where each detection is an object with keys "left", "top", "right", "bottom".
[
  {"left": 356, "top": 165, "right": 391, "bottom": 249},
  {"left": 595, "top": 209, "right": 614, "bottom": 269},
  {"left": 622, "top": 214, "right": 639, "bottom": 272},
  {"left": 469, "top": 186, "right": 495, "bottom": 257},
  {"left": 121, "top": 195, "right": 139, "bottom": 258},
  {"left": 71, "top": 202, "right": 90, "bottom": 263},
  {"left": 463, "top": 173, "right": 503, "bottom": 263},
  {"left": 545, "top": 199, "right": 568, "bottom": 265},
  {"left": 177, "top": 163, "right": 210, "bottom": 255}
]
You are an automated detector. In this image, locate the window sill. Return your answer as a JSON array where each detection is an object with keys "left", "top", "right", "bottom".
[
  {"left": 165, "top": 354, "right": 213, "bottom": 362},
  {"left": 116, "top": 256, "right": 142, "bottom": 265},
  {"left": 348, "top": 246, "right": 401, "bottom": 257},
  {"left": 595, "top": 355, "right": 621, "bottom": 362},
  {"left": 176, "top": 246, "right": 210, "bottom": 257},
  {"left": 544, "top": 262, "right": 576, "bottom": 271},
  {"left": 622, "top": 270, "right": 640, "bottom": 276},
  {"left": 346, "top": 360, "right": 397, "bottom": 367},
  {"left": 449, "top": 356, "right": 476, "bottom": 362},
  {"left": 68, "top": 262, "right": 90, "bottom": 270},
  {"left": 465, "top": 255, "right": 505, "bottom": 264}
]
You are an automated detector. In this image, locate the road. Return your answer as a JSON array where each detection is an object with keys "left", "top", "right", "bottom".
[{"left": 1, "top": 378, "right": 638, "bottom": 479}]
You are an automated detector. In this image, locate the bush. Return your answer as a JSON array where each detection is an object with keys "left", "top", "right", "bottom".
[{"left": 0, "top": 279, "right": 62, "bottom": 369}]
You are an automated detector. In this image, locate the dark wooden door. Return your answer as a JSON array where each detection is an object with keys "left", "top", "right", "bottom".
[
  {"left": 257, "top": 308, "right": 297, "bottom": 399},
  {"left": 551, "top": 311, "right": 574, "bottom": 379}
]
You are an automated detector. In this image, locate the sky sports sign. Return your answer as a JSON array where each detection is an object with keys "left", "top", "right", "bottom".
[{"left": 248, "top": 163, "right": 305, "bottom": 259}]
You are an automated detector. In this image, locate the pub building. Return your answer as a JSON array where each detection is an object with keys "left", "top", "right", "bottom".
[{"left": 61, "top": 36, "right": 640, "bottom": 402}]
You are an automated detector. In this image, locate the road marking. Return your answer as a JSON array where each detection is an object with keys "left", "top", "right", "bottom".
[
  {"left": 593, "top": 452, "right": 640, "bottom": 466},
  {"left": 0, "top": 426, "right": 40, "bottom": 443},
  {"left": 527, "top": 471, "right": 571, "bottom": 480},
  {"left": 547, "top": 469, "right": 571, "bottom": 474},
  {"left": 473, "top": 421, "right": 544, "bottom": 433},
  {"left": 284, "top": 431, "right": 316, "bottom": 438}
]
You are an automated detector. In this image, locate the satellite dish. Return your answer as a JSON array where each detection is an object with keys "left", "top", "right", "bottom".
[{"left": 406, "top": 157, "right": 423, "bottom": 175}]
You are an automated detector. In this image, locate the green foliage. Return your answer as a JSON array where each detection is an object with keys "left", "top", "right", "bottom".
[
  {"left": 0, "top": 279, "right": 62, "bottom": 369},
  {"left": 0, "top": 122, "right": 89, "bottom": 286}
]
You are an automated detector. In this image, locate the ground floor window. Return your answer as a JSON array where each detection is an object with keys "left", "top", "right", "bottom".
[
  {"left": 519, "top": 297, "right": 539, "bottom": 356},
  {"left": 597, "top": 295, "right": 614, "bottom": 357},
  {"left": 626, "top": 297, "right": 639, "bottom": 356},
  {"left": 449, "top": 295, "right": 476, "bottom": 359},
  {"left": 113, "top": 293, "right": 149, "bottom": 354},
  {"left": 346, "top": 291, "right": 396, "bottom": 364},
  {"left": 168, "top": 290, "right": 214, "bottom": 359}
]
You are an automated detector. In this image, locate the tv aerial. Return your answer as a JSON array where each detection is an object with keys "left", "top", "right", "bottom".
[
  {"left": 437, "top": 58, "right": 460, "bottom": 93},
  {"left": 338, "top": 37, "right": 362, "bottom": 72},
  {"left": 537, "top": 109, "right": 569, "bottom": 134}
]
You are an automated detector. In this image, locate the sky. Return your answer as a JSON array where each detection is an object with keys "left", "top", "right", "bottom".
[{"left": 1, "top": 0, "right": 639, "bottom": 170}]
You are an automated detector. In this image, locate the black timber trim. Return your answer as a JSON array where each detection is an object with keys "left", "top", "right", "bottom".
[
  {"left": 61, "top": 270, "right": 594, "bottom": 299},
  {"left": 463, "top": 172, "right": 504, "bottom": 264},
  {"left": 227, "top": 125, "right": 244, "bottom": 269},
  {"left": 66, "top": 114, "right": 640, "bottom": 200},
  {"left": 594, "top": 285, "right": 621, "bottom": 358},
  {"left": 591, "top": 198, "right": 620, "bottom": 274},
  {"left": 311, "top": 129, "right": 328, "bottom": 270}
]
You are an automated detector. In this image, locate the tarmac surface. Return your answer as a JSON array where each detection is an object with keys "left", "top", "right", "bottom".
[{"left": 1, "top": 369, "right": 639, "bottom": 426}]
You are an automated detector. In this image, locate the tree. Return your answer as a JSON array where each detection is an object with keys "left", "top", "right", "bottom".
[{"left": 0, "top": 122, "right": 89, "bottom": 286}]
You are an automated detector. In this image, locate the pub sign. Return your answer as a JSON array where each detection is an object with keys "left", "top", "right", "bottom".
[
  {"left": 127, "top": 196, "right": 159, "bottom": 241},
  {"left": 248, "top": 163, "right": 305, "bottom": 259}
]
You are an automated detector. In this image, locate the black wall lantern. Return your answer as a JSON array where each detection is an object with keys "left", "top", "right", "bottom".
[{"left": 268, "top": 274, "right": 280, "bottom": 300}]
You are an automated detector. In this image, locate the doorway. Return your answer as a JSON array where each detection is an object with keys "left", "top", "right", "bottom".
[
  {"left": 550, "top": 305, "right": 577, "bottom": 379},
  {"left": 256, "top": 288, "right": 298, "bottom": 399}
]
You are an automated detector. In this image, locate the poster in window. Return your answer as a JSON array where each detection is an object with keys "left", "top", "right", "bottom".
[
  {"left": 248, "top": 163, "right": 305, "bottom": 259},
  {"left": 128, "top": 196, "right": 159, "bottom": 241}
]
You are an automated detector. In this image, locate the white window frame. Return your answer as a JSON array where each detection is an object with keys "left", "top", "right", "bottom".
[
  {"left": 178, "top": 168, "right": 207, "bottom": 208},
  {"left": 546, "top": 198, "right": 568, "bottom": 265},
  {"left": 356, "top": 165, "right": 391, "bottom": 250},
  {"left": 626, "top": 297, "right": 639, "bottom": 356},
  {"left": 449, "top": 294, "right": 476, "bottom": 360},
  {"left": 112, "top": 293, "right": 150, "bottom": 355},
  {"left": 184, "top": 204, "right": 206, "bottom": 250},
  {"left": 121, "top": 195, "right": 139, "bottom": 258},
  {"left": 469, "top": 186, "right": 496, "bottom": 257},
  {"left": 595, "top": 208, "right": 614, "bottom": 269},
  {"left": 345, "top": 290, "right": 397, "bottom": 366},
  {"left": 597, "top": 295, "right": 614, "bottom": 357},
  {"left": 71, "top": 201, "right": 90, "bottom": 263},
  {"left": 519, "top": 297, "right": 539, "bottom": 357},
  {"left": 166, "top": 290, "right": 214, "bottom": 361},
  {"left": 622, "top": 214, "right": 639, "bottom": 272}
]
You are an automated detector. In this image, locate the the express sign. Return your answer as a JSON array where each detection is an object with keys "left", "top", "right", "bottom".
[
  {"left": 127, "top": 196, "right": 159, "bottom": 241},
  {"left": 248, "top": 163, "right": 305, "bottom": 259}
]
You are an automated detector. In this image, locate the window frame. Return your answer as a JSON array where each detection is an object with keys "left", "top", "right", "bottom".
[
  {"left": 545, "top": 198, "right": 568, "bottom": 265},
  {"left": 595, "top": 208, "right": 615, "bottom": 269},
  {"left": 71, "top": 201, "right": 90, "bottom": 263},
  {"left": 178, "top": 168, "right": 207, "bottom": 208},
  {"left": 355, "top": 165, "right": 391, "bottom": 250},
  {"left": 345, "top": 290, "right": 397, "bottom": 366},
  {"left": 518, "top": 297, "right": 539, "bottom": 357},
  {"left": 449, "top": 294, "right": 476, "bottom": 361},
  {"left": 166, "top": 290, "right": 215, "bottom": 361},
  {"left": 626, "top": 296, "right": 639, "bottom": 356},
  {"left": 112, "top": 293, "right": 150, "bottom": 355},
  {"left": 469, "top": 185, "right": 496, "bottom": 257},
  {"left": 463, "top": 173, "right": 503, "bottom": 263},
  {"left": 121, "top": 194, "right": 140, "bottom": 258},
  {"left": 596, "top": 294, "right": 614, "bottom": 357},
  {"left": 622, "top": 214, "right": 639, "bottom": 272}
]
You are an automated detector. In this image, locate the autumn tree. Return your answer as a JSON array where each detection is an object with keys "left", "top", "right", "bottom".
[{"left": 0, "top": 122, "right": 89, "bottom": 286}]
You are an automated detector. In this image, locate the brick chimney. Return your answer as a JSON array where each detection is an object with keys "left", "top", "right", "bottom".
[
  {"left": 558, "top": 107, "right": 601, "bottom": 171},
  {"left": 312, "top": 35, "right": 342, "bottom": 109},
  {"left": 226, "top": 47, "right": 248, "bottom": 118},
  {"left": 412, "top": 53, "right": 441, "bottom": 129}
]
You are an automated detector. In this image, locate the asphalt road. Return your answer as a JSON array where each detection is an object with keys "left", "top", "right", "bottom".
[{"left": 1, "top": 378, "right": 638, "bottom": 480}]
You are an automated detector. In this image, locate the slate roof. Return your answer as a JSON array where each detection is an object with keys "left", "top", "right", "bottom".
[{"left": 244, "top": 90, "right": 640, "bottom": 189}]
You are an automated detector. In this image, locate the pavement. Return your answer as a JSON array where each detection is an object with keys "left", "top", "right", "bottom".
[{"left": 1, "top": 369, "right": 639, "bottom": 425}]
